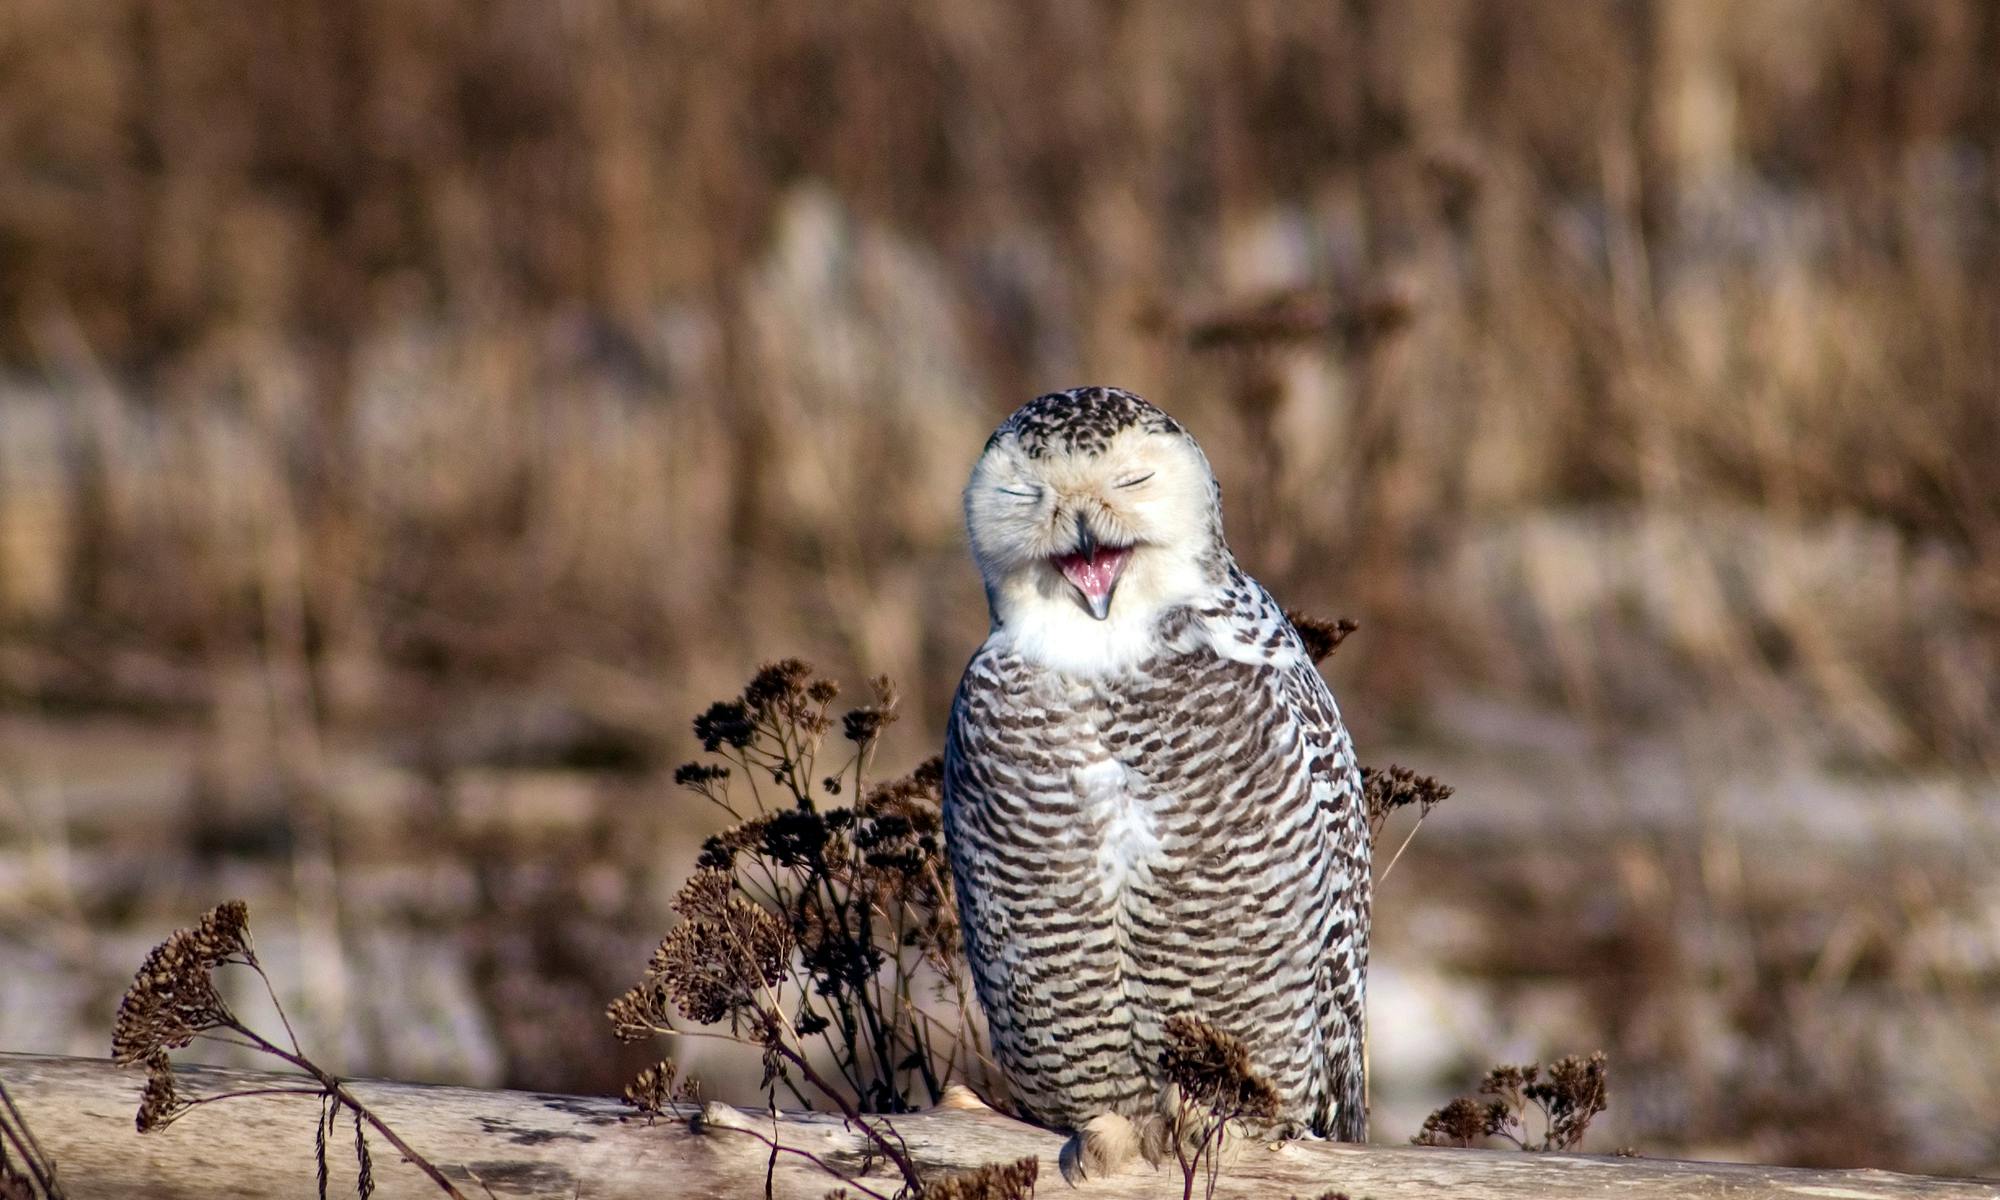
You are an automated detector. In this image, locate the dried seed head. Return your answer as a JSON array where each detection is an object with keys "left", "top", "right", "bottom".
[
  {"left": 695, "top": 816, "right": 774, "bottom": 871},
  {"left": 841, "top": 708, "right": 885, "bottom": 746},
  {"left": 744, "top": 659, "right": 814, "bottom": 714},
  {"left": 1529, "top": 1052, "right": 1609, "bottom": 1150},
  {"left": 605, "top": 980, "right": 675, "bottom": 1043},
  {"left": 353, "top": 1112, "right": 375, "bottom": 1199},
  {"left": 641, "top": 870, "right": 793, "bottom": 1027},
  {"left": 759, "top": 809, "right": 832, "bottom": 869},
  {"left": 620, "top": 1060, "right": 682, "bottom": 1121},
  {"left": 673, "top": 762, "right": 731, "bottom": 789},
  {"left": 1160, "top": 1015, "right": 1281, "bottom": 1123},
  {"left": 134, "top": 1052, "right": 187, "bottom": 1133},
  {"left": 1362, "top": 764, "right": 1454, "bottom": 834},
  {"left": 924, "top": 1155, "right": 1038, "bottom": 1200},
  {"left": 693, "top": 701, "right": 756, "bottom": 752},
  {"left": 841, "top": 676, "right": 900, "bottom": 748},
  {"left": 737, "top": 660, "right": 835, "bottom": 738},
  {"left": 112, "top": 901, "right": 254, "bottom": 1065},
  {"left": 1286, "top": 612, "right": 1358, "bottom": 664},
  {"left": 1412, "top": 1096, "right": 1508, "bottom": 1147},
  {"left": 189, "top": 900, "right": 253, "bottom": 963},
  {"left": 1482, "top": 1063, "right": 1535, "bottom": 1094},
  {"left": 857, "top": 757, "right": 942, "bottom": 820},
  {"left": 1415, "top": 1053, "right": 1609, "bottom": 1151},
  {"left": 614, "top": 668, "right": 970, "bottom": 1125}
]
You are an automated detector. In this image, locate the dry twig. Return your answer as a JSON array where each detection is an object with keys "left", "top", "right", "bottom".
[{"left": 111, "top": 901, "right": 481, "bottom": 1200}]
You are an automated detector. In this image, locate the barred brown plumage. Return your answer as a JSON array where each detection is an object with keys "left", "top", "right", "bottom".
[{"left": 943, "top": 387, "right": 1369, "bottom": 1178}]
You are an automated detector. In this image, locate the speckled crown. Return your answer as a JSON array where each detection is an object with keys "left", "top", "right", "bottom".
[{"left": 993, "top": 386, "right": 1184, "bottom": 459}]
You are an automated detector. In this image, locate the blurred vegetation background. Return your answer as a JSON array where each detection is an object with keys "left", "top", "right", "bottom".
[{"left": 1, "top": 0, "right": 1997, "bottom": 1176}]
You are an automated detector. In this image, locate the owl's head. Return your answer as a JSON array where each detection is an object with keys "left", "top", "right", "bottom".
[{"left": 964, "top": 387, "right": 1227, "bottom": 667}]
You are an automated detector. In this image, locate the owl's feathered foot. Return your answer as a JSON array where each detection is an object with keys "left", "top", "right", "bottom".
[{"left": 1057, "top": 1112, "right": 1167, "bottom": 1185}]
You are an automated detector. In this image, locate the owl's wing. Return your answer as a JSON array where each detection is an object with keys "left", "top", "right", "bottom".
[
  {"left": 1281, "top": 634, "right": 1370, "bottom": 1139},
  {"left": 940, "top": 643, "right": 1023, "bottom": 1061},
  {"left": 1191, "top": 574, "right": 1370, "bottom": 1139},
  {"left": 941, "top": 650, "right": 991, "bottom": 966}
]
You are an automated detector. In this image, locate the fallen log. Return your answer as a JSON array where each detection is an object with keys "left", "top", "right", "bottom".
[{"left": 0, "top": 1053, "right": 1990, "bottom": 1199}]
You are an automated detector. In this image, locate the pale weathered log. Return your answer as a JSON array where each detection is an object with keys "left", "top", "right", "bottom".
[{"left": 0, "top": 1053, "right": 1991, "bottom": 1199}]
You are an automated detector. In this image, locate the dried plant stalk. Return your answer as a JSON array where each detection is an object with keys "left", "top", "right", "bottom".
[
  {"left": 111, "top": 901, "right": 480, "bottom": 1200},
  {"left": 1161, "top": 1016, "right": 1283, "bottom": 1200},
  {"left": 611, "top": 661, "right": 992, "bottom": 1196},
  {"left": 1362, "top": 765, "right": 1455, "bottom": 883},
  {"left": 0, "top": 1073, "right": 64, "bottom": 1200},
  {"left": 1414, "top": 1053, "right": 1611, "bottom": 1152}
]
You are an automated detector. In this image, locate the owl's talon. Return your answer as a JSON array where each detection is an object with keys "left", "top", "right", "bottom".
[{"left": 1057, "top": 1134, "right": 1087, "bottom": 1186}]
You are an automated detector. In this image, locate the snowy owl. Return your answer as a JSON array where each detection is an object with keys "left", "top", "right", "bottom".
[{"left": 941, "top": 386, "right": 1369, "bottom": 1179}]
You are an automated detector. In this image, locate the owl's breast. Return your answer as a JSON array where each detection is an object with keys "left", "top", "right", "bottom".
[{"left": 1070, "top": 756, "right": 1162, "bottom": 904}]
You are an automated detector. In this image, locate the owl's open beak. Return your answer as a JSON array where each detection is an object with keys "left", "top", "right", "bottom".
[{"left": 1053, "top": 522, "right": 1130, "bottom": 621}]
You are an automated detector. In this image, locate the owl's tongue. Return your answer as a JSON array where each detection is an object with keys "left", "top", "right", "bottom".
[{"left": 1054, "top": 545, "right": 1131, "bottom": 621}]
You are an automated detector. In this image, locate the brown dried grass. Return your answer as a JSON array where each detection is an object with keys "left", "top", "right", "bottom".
[{"left": 1, "top": 1, "right": 1995, "bottom": 769}]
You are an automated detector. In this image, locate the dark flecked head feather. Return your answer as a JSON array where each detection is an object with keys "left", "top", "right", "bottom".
[{"left": 996, "top": 386, "right": 1184, "bottom": 459}]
